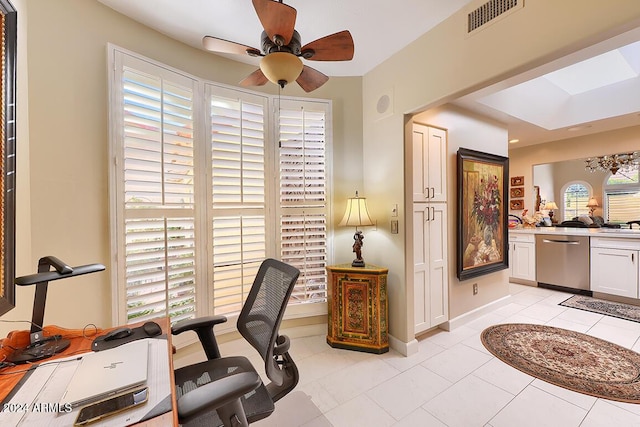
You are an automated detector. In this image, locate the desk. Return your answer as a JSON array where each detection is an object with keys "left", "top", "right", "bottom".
[{"left": 0, "top": 318, "right": 178, "bottom": 426}]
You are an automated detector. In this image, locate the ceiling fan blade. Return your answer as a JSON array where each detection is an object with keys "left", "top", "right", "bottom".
[
  {"left": 296, "top": 66, "right": 329, "bottom": 92},
  {"left": 202, "top": 36, "right": 261, "bottom": 56},
  {"left": 252, "top": 0, "right": 296, "bottom": 46},
  {"left": 239, "top": 69, "right": 269, "bottom": 87},
  {"left": 301, "top": 30, "right": 354, "bottom": 61}
]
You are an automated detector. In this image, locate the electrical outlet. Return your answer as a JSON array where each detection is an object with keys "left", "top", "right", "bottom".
[
  {"left": 473, "top": 283, "right": 478, "bottom": 295},
  {"left": 391, "top": 220, "right": 399, "bottom": 234}
]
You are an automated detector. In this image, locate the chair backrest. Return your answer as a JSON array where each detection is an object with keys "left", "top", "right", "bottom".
[{"left": 237, "top": 258, "right": 300, "bottom": 386}]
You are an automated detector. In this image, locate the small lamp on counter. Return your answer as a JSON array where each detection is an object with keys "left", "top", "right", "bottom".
[
  {"left": 544, "top": 201, "right": 559, "bottom": 222},
  {"left": 586, "top": 197, "right": 599, "bottom": 216},
  {"left": 339, "top": 191, "right": 375, "bottom": 267}
]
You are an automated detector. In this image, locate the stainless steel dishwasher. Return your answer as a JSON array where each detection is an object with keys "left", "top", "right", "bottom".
[{"left": 535, "top": 234, "right": 591, "bottom": 294}]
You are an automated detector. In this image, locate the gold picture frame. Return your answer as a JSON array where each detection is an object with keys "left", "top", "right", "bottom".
[
  {"left": 510, "top": 187, "right": 524, "bottom": 198},
  {"left": 457, "top": 148, "right": 509, "bottom": 281}
]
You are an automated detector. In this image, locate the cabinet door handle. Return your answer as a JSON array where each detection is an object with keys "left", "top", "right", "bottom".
[
  {"left": 431, "top": 187, "right": 435, "bottom": 199},
  {"left": 425, "top": 207, "right": 430, "bottom": 222},
  {"left": 432, "top": 207, "right": 435, "bottom": 220},
  {"left": 424, "top": 188, "right": 429, "bottom": 199}
]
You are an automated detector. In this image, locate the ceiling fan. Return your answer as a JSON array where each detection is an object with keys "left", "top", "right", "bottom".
[{"left": 202, "top": 0, "right": 354, "bottom": 92}]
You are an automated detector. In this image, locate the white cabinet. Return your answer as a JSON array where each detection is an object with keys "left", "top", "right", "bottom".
[
  {"left": 413, "top": 203, "right": 448, "bottom": 333},
  {"left": 412, "top": 124, "right": 447, "bottom": 203},
  {"left": 411, "top": 123, "right": 448, "bottom": 335},
  {"left": 590, "top": 237, "right": 640, "bottom": 298},
  {"left": 508, "top": 233, "right": 536, "bottom": 282}
]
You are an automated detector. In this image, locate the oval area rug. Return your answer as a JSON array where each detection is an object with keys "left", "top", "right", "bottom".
[{"left": 481, "top": 323, "right": 640, "bottom": 403}]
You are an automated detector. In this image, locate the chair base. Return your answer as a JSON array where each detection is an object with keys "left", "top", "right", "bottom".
[{"left": 175, "top": 356, "right": 274, "bottom": 427}]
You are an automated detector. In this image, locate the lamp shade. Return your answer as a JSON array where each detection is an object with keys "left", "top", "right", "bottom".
[
  {"left": 339, "top": 193, "right": 374, "bottom": 227},
  {"left": 586, "top": 197, "right": 599, "bottom": 208},
  {"left": 544, "top": 201, "right": 559, "bottom": 210},
  {"left": 259, "top": 52, "right": 303, "bottom": 88}
]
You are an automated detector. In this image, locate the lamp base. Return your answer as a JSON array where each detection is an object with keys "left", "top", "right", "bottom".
[
  {"left": 7, "top": 337, "right": 70, "bottom": 364},
  {"left": 351, "top": 259, "right": 365, "bottom": 268}
]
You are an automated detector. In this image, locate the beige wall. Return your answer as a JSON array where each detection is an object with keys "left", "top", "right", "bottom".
[
  {"left": 510, "top": 125, "right": 640, "bottom": 215},
  {"left": 1, "top": 0, "right": 362, "bottom": 337},
  {"left": 5, "top": 0, "right": 640, "bottom": 349},
  {"left": 412, "top": 106, "right": 510, "bottom": 321},
  {"left": 362, "top": 1, "right": 640, "bottom": 345}
]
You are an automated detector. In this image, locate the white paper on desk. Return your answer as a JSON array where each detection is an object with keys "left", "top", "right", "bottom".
[{"left": 0, "top": 338, "right": 173, "bottom": 427}]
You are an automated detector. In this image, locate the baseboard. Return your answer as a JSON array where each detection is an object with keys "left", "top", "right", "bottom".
[
  {"left": 281, "top": 323, "right": 327, "bottom": 339},
  {"left": 444, "top": 295, "right": 512, "bottom": 330},
  {"left": 388, "top": 334, "right": 419, "bottom": 357}
]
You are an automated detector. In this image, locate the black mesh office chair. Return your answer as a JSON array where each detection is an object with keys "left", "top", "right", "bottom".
[{"left": 172, "top": 258, "right": 301, "bottom": 427}]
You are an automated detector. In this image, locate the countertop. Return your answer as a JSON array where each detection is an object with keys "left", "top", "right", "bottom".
[{"left": 509, "top": 226, "right": 640, "bottom": 239}]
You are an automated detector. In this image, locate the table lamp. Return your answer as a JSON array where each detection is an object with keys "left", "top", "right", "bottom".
[
  {"left": 8, "top": 256, "right": 105, "bottom": 364},
  {"left": 586, "top": 197, "right": 599, "bottom": 216},
  {"left": 339, "top": 191, "right": 374, "bottom": 267},
  {"left": 544, "top": 201, "right": 558, "bottom": 222}
]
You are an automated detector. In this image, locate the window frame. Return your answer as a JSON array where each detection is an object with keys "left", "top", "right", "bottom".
[
  {"left": 108, "top": 45, "right": 331, "bottom": 336},
  {"left": 560, "top": 180, "right": 593, "bottom": 221}
]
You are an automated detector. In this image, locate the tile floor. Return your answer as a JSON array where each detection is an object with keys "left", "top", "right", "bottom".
[{"left": 181, "top": 283, "right": 640, "bottom": 426}]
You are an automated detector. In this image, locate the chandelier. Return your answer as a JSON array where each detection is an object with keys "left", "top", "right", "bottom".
[{"left": 584, "top": 151, "right": 640, "bottom": 175}]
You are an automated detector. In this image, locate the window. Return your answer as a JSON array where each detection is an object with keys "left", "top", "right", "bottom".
[
  {"left": 109, "top": 47, "right": 330, "bottom": 328},
  {"left": 562, "top": 182, "right": 591, "bottom": 221},
  {"left": 604, "top": 164, "right": 640, "bottom": 222}
]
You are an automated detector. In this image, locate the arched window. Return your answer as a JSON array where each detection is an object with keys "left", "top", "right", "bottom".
[
  {"left": 603, "top": 164, "right": 640, "bottom": 223},
  {"left": 562, "top": 182, "right": 591, "bottom": 221}
]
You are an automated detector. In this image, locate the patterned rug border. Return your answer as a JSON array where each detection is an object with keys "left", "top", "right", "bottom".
[
  {"left": 559, "top": 295, "right": 640, "bottom": 324},
  {"left": 481, "top": 323, "right": 640, "bottom": 404}
]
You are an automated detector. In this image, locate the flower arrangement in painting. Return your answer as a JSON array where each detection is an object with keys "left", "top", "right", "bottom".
[{"left": 472, "top": 174, "right": 501, "bottom": 229}]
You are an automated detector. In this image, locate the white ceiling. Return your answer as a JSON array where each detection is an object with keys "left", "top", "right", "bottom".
[
  {"left": 97, "top": 0, "right": 475, "bottom": 76},
  {"left": 98, "top": 0, "right": 640, "bottom": 147}
]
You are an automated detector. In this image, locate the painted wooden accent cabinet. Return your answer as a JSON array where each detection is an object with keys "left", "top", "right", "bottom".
[{"left": 326, "top": 264, "right": 389, "bottom": 354}]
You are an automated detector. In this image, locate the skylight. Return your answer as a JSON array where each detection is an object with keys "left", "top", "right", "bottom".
[{"left": 543, "top": 50, "right": 638, "bottom": 95}]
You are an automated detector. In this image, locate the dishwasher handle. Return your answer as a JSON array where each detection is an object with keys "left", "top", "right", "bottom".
[{"left": 541, "top": 239, "right": 581, "bottom": 245}]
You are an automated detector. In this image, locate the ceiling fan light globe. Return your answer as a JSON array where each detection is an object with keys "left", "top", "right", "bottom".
[{"left": 260, "top": 52, "right": 303, "bottom": 88}]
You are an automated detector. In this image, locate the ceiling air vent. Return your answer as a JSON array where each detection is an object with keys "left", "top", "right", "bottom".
[{"left": 467, "top": 0, "right": 524, "bottom": 35}]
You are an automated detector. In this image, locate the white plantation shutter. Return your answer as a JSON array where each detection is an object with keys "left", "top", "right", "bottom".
[
  {"left": 209, "top": 86, "right": 268, "bottom": 315},
  {"left": 606, "top": 192, "right": 640, "bottom": 222},
  {"left": 278, "top": 101, "right": 330, "bottom": 304},
  {"left": 604, "top": 165, "right": 640, "bottom": 222},
  {"left": 113, "top": 53, "right": 199, "bottom": 325},
  {"left": 110, "top": 48, "right": 331, "bottom": 329}
]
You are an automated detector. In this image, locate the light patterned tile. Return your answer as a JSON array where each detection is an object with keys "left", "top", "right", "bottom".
[
  {"left": 489, "top": 386, "right": 586, "bottom": 427},
  {"left": 580, "top": 399, "right": 640, "bottom": 427},
  {"left": 318, "top": 357, "right": 400, "bottom": 404},
  {"left": 394, "top": 408, "right": 447, "bottom": 427},
  {"left": 324, "top": 394, "right": 395, "bottom": 427},
  {"left": 421, "top": 343, "right": 492, "bottom": 384},
  {"left": 366, "top": 365, "right": 452, "bottom": 420},
  {"left": 531, "top": 379, "right": 597, "bottom": 411},
  {"left": 379, "top": 340, "right": 446, "bottom": 372},
  {"left": 473, "top": 358, "right": 534, "bottom": 395},
  {"left": 423, "top": 375, "right": 513, "bottom": 427}
]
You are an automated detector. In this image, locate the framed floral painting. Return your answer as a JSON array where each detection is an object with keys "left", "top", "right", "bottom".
[{"left": 457, "top": 148, "right": 509, "bottom": 281}]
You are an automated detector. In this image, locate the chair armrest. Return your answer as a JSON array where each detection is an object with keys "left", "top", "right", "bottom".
[
  {"left": 171, "top": 315, "right": 228, "bottom": 335},
  {"left": 172, "top": 315, "right": 228, "bottom": 360},
  {"left": 177, "top": 372, "right": 261, "bottom": 421}
]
